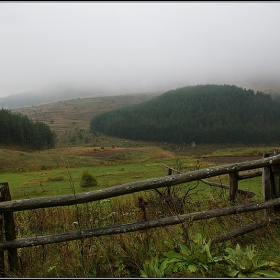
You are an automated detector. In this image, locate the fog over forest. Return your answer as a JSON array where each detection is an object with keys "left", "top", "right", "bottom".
[{"left": 1, "top": 2, "right": 280, "bottom": 99}]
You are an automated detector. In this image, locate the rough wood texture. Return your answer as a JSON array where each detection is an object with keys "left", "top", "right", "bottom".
[
  {"left": 213, "top": 216, "right": 280, "bottom": 244},
  {"left": 200, "top": 179, "right": 229, "bottom": 189},
  {"left": 262, "top": 153, "right": 274, "bottom": 217},
  {"left": 238, "top": 170, "right": 262, "bottom": 180},
  {"left": 272, "top": 165, "right": 280, "bottom": 197},
  {"left": 1, "top": 154, "right": 280, "bottom": 213},
  {"left": 0, "top": 197, "right": 280, "bottom": 250},
  {"left": 229, "top": 172, "right": 239, "bottom": 201},
  {"left": 272, "top": 164, "right": 280, "bottom": 212},
  {"left": 0, "top": 183, "right": 19, "bottom": 273},
  {"left": 0, "top": 189, "right": 5, "bottom": 277}
]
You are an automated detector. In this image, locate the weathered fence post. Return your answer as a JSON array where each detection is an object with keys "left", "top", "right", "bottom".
[
  {"left": 167, "top": 167, "right": 172, "bottom": 197},
  {"left": 167, "top": 167, "right": 172, "bottom": 176},
  {"left": 0, "top": 183, "right": 19, "bottom": 275},
  {"left": 229, "top": 172, "right": 239, "bottom": 201},
  {"left": 262, "top": 153, "right": 275, "bottom": 217},
  {"left": 271, "top": 155, "right": 280, "bottom": 213},
  {"left": 0, "top": 189, "right": 5, "bottom": 277}
]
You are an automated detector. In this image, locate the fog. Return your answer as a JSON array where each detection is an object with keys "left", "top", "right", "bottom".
[{"left": 1, "top": 2, "right": 280, "bottom": 98}]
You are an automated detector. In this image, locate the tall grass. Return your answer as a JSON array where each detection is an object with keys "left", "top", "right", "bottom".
[{"left": 5, "top": 182, "right": 280, "bottom": 278}]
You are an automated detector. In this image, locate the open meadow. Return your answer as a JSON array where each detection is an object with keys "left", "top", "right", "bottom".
[{"left": 1, "top": 94, "right": 280, "bottom": 277}]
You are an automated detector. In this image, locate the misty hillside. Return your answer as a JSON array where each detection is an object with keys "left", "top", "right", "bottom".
[
  {"left": 90, "top": 84, "right": 280, "bottom": 145},
  {"left": 0, "top": 89, "right": 109, "bottom": 109},
  {"left": 0, "top": 88, "right": 163, "bottom": 109}
]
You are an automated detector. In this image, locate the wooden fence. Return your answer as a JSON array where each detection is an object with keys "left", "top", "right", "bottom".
[{"left": 1, "top": 153, "right": 280, "bottom": 276}]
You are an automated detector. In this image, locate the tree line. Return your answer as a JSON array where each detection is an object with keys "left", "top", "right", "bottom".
[
  {"left": 90, "top": 84, "right": 280, "bottom": 145},
  {"left": 0, "top": 108, "right": 56, "bottom": 150}
]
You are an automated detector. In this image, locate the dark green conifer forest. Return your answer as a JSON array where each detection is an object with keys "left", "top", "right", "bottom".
[
  {"left": 90, "top": 84, "right": 280, "bottom": 145},
  {"left": 0, "top": 108, "right": 56, "bottom": 150}
]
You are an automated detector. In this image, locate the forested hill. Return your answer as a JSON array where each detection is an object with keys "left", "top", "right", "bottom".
[
  {"left": 0, "top": 108, "right": 56, "bottom": 150},
  {"left": 90, "top": 84, "right": 280, "bottom": 145}
]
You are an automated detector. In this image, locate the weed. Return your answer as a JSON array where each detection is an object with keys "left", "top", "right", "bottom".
[{"left": 140, "top": 255, "right": 169, "bottom": 278}]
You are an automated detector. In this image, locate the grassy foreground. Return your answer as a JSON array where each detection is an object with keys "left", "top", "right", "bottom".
[{"left": 1, "top": 144, "right": 280, "bottom": 277}]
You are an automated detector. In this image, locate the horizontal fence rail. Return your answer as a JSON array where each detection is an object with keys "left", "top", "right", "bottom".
[
  {"left": 0, "top": 197, "right": 280, "bottom": 250},
  {"left": 1, "top": 154, "right": 280, "bottom": 213},
  {"left": 238, "top": 170, "right": 263, "bottom": 180},
  {"left": 165, "top": 165, "right": 258, "bottom": 198}
]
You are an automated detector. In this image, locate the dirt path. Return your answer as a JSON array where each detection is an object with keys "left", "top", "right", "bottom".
[{"left": 204, "top": 156, "right": 261, "bottom": 164}]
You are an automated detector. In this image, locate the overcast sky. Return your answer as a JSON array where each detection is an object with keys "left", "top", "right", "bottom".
[{"left": 0, "top": 1, "right": 280, "bottom": 98}]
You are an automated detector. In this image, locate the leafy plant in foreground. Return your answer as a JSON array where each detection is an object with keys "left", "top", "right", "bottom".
[
  {"left": 163, "top": 233, "right": 221, "bottom": 277},
  {"left": 140, "top": 233, "right": 280, "bottom": 278},
  {"left": 140, "top": 255, "right": 170, "bottom": 278},
  {"left": 225, "top": 243, "right": 280, "bottom": 278},
  {"left": 140, "top": 233, "right": 221, "bottom": 277}
]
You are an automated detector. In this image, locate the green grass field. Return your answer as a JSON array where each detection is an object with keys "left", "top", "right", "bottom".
[{"left": 0, "top": 144, "right": 273, "bottom": 201}]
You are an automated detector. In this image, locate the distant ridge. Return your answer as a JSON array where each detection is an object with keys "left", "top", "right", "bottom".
[
  {"left": 0, "top": 88, "right": 163, "bottom": 109},
  {"left": 0, "top": 89, "right": 104, "bottom": 109},
  {"left": 1, "top": 82, "right": 280, "bottom": 109}
]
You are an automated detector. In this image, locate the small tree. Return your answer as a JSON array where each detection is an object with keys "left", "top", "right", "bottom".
[{"left": 80, "top": 171, "right": 97, "bottom": 188}]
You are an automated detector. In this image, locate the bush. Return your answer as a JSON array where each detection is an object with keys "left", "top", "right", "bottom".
[{"left": 80, "top": 171, "right": 98, "bottom": 188}]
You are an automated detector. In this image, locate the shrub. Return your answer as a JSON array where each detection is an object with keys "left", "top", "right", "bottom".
[{"left": 80, "top": 171, "right": 97, "bottom": 188}]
